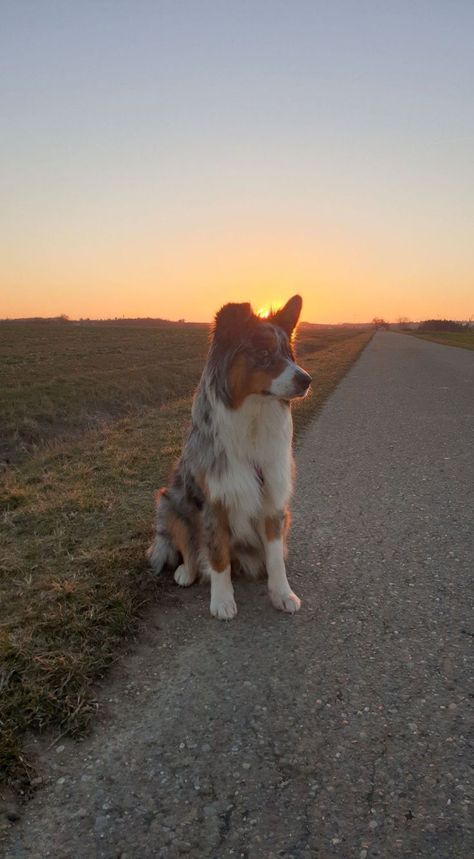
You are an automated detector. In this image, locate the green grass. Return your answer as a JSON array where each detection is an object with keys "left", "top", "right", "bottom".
[
  {"left": 0, "top": 322, "right": 372, "bottom": 789},
  {"left": 412, "top": 330, "right": 474, "bottom": 351}
]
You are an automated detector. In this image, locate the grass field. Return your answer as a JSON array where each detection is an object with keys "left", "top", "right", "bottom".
[
  {"left": 0, "top": 321, "right": 372, "bottom": 789},
  {"left": 0, "top": 323, "right": 209, "bottom": 463},
  {"left": 412, "top": 330, "right": 474, "bottom": 351}
]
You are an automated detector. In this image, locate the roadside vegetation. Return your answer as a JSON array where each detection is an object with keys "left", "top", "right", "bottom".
[
  {"left": 412, "top": 331, "right": 474, "bottom": 351},
  {"left": 369, "top": 316, "right": 474, "bottom": 349},
  {"left": 0, "top": 321, "right": 372, "bottom": 789},
  {"left": 410, "top": 319, "right": 473, "bottom": 351}
]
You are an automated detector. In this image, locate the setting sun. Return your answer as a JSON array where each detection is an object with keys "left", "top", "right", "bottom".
[{"left": 256, "top": 301, "right": 283, "bottom": 319}]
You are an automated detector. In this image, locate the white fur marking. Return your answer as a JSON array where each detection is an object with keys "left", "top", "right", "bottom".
[
  {"left": 269, "top": 362, "right": 299, "bottom": 399},
  {"left": 207, "top": 395, "right": 293, "bottom": 536},
  {"left": 174, "top": 564, "right": 195, "bottom": 587},
  {"left": 265, "top": 538, "right": 301, "bottom": 613},
  {"left": 201, "top": 383, "right": 297, "bottom": 600},
  {"left": 209, "top": 565, "right": 237, "bottom": 620}
]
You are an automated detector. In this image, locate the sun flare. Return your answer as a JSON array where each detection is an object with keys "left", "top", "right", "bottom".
[{"left": 256, "top": 301, "right": 283, "bottom": 319}]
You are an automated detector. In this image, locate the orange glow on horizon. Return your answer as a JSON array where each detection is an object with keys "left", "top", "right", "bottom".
[
  {"left": 2, "top": 206, "right": 473, "bottom": 324},
  {"left": 2, "top": 5, "right": 473, "bottom": 328}
]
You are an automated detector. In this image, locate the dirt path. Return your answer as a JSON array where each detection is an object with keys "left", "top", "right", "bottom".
[{"left": 3, "top": 332, "right": 473, "bottom": 859}]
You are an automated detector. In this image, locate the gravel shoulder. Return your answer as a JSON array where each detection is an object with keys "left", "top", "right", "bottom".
[{"left": 3, "top": 332, "right": 473, "bottom": 859}]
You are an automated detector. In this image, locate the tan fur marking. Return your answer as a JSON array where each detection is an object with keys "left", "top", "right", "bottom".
[
  {"left": 167, "top": 513, "right": 189, "bottom": 556},
  {"left": 168, "top": 512, "right": 199, "bottom": 577},
  {"left": 265, "top": 510, "right": 291, "bottom": 543},
  {"left": 228, "top": 352, "right": 288, "bottom": 409},
  {"left": 208, "top": 501, "right": 230, "bottom": 572},
  {"left": 265, "top": 514, "right": 283, "bottom": 541}
]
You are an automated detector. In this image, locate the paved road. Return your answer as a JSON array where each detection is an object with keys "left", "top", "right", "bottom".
[{"left": 4, "top": 333, "right": 473, "bottom": 859}]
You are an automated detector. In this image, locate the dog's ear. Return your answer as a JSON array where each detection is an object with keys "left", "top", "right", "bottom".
[
  {"left": 271, "top": 295, "right": 302, "bottom": 336},
  {"left": 213, "top": 302, "right": 254, "bottom": 341}
]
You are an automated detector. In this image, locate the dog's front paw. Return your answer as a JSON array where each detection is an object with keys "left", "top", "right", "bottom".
[
  {"left": 210, "top": 594, "right": 238, "bottom": 621},
  {"left": 174, "top": 564, "right": 195, "bottom": 587},
  {"left": 270, "top": 590, "right": 301, "bottom": 614}
]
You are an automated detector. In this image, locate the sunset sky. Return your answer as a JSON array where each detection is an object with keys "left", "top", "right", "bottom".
[{"left": 2, "top": 1, "right": 473, "bottom": 323}]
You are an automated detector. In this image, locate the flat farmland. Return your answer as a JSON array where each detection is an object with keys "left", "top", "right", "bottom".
[
  {"left": 0, "top": 321, "right": 372, "bottom": 786},
  {"left": 0, "top": 323, "right": 210, "bottom": 463}
]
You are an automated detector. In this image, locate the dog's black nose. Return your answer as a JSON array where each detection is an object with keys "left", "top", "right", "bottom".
[{"left": 295, "top": 369, "right": 312, "bottom": 391}]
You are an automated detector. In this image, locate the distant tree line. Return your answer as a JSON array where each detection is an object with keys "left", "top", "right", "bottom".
[
  {"left": 369, "top": 317, "right": 473, "bottom": 332},
  {"left": 0, "top": 316, "right": 206, "bottom": 328},
  {"left": 0, "top": 314, "right": 71, "bottom": 324},
  {"left": 76, "top": 317, "right": 207, "bottom": 327},
  {"left": 417, "top": 319, "right": 471, "bottom": 332},
  {"left": 2, "top": 315, "right": 471, "bottom": 331}
]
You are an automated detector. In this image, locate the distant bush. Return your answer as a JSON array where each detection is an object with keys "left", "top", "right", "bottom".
[
  {"left": 418, "top": 319, "right": 467, "bottom": 332},
  {"left": 371, "top": 317, "right": 390, "bottom": 330}
]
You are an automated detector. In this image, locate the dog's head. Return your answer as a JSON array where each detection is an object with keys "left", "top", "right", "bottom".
[{"left": 209, "top": 295, "right": 311, "bottom": 408}]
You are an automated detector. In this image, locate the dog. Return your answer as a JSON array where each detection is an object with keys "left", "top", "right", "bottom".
[{"left": 147, "top": 294, "right": 311, "bottom": 619}]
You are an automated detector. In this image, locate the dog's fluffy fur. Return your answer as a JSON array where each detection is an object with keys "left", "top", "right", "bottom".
[{"left": 147, "top": 295, "right": 311, "bottom": 619}]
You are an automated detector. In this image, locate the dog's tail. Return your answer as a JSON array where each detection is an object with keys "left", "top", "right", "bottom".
[{"left": 146, "top": 488, "right": 179, "bottom": 573}]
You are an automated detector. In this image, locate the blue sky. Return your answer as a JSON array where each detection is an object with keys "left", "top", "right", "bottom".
[{"left": 1, "top": 0, "right": 473, "bottom": 321}]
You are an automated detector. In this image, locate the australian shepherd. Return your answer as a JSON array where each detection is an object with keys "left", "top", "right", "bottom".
[{"left": 147, "top": 295, "right": 311, "bottom": 620}]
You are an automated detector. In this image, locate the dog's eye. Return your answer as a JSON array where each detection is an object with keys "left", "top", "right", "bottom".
[{"left": 257, "top": 349, "right": 271, "bottom": 365}]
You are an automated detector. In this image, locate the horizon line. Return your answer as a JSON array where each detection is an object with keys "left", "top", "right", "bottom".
[{"left": 1, "top": 314, "right": 472, "bottom": 327}]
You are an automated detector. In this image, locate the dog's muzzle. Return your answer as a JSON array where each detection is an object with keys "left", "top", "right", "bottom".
[{"left": 294, "top": 368, "right": 312, "bottom": 394}]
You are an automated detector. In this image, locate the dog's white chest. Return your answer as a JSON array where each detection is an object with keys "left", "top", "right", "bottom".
[{"left": 208, "top": 396, "right": 293, "bottom": 532}]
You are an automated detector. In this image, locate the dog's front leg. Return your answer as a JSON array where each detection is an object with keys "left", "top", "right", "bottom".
[
  {"left": 209, "top": 564, "right": 237, "bottom": 620},
  {"left": 204, "top": 501, "right": 237, "bottom": 620},
  {"left": 263, "top": 513, "right": 301, "bottom": 614}
]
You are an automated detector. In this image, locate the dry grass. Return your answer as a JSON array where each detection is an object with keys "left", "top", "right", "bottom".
[
  {"left": 0, "top": 322, "right": 372, "bottom": 789},
  {"left": 0, "top": 322, "right": 209, "bottom": 462}
]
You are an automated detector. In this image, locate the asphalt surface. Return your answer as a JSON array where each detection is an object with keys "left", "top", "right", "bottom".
[{"left": 4, "top": 332, "right": 473, "bottom": 859}]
